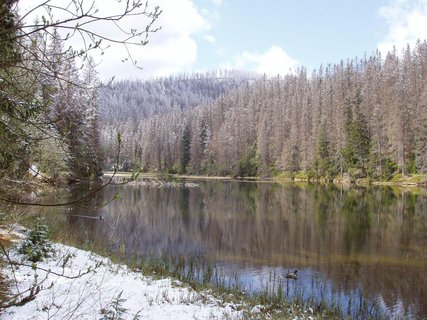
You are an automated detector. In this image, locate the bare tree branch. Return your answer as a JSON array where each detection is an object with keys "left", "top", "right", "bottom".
[{"left": 2, "top": 0, "right": 162, "bottom": 69}]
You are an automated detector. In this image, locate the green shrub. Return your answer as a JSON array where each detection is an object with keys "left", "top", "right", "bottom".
[
  {"left": 406, "top": 174, "right": 427, "bottom": 183},
  {"left": 294, "top": 171, "right": 309, "bottom": 180},
  {"left": 100, "top": 291, "right": 141, "bottom": 320},
  {"left": 306, "top": 169, "right": 315, "bottom": 180},
  {"left": 168, "top": 163, "right": 179, "bottom": 174},
  {"left": 406, "top": 154, "right": 417, "bottom": 174},
  {"left": 382, "top": 158, "right": 398, "bottom": 181},
  {"left": 391, "top": 173, "right": 403, "bottom": 182},
  {"left": 19, "top": 218, "right": 54, "bottom": 262},
  {"left": 275, "top": 171, "right": 293, "bottom": 181}
]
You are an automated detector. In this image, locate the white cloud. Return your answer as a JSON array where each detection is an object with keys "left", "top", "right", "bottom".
[
  {"left": 18, "top": 0, "right": 210, "bottom": 80},
  {"left": 210, "top": 0, "right": 223, "bottom": 6},
  {"left": 98, "top": 0, "right": 210, "bottom": 80},
  {"left": 203, "top": 35, "right": 216, "bottom": 45},
  {"left": 200, "top": 4, "right": 220, "bottom": 25},
  {"left": 378, "top": 0, "right": 427, "bottom": 53},
  {"left": 223, "top": 46, "right": 299, "bottom": 76}
]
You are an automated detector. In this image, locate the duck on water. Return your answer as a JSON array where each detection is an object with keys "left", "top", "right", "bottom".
[{"left": 284, "top": 270, "right": 298, "bottom": 279}]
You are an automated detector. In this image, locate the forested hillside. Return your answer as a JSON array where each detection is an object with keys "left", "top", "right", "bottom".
[
  {"left": 100, "top": 71, "right": 258, "bottom": 169},
  {"left": 108, "top": 42, "right": 427, "bottom": 179}
]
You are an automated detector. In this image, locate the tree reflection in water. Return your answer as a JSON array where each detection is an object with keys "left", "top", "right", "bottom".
[{"left": 44, "top": 180, "right": 427, "bottom": 319}]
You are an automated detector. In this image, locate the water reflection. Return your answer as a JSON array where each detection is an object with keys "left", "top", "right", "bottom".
[{"left": 47, "top": 180, "right": 427, "bottom": 318}]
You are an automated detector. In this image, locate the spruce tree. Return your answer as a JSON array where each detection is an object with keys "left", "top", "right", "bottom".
[
  {"left": 180, "top": 125, "right": 191, "bottom": 174},
  {"left": 237, "top": 144, "right": 259, "bottom": 177},
  {"left": 342, "top": 89, "right": 371, "bottom": 176},
  {"left": 351, "top": 90, "right": 371, "bottom": 174},
  {"left": 342, "top": 96, "right": 356, "bottom": 171},
  {"left": 0, "top": 3, "right": 35, "bottom": 180},
  {"left": 199, "top": 118, "right": 208, "bottom": 154},
  {"left": 416, "top": 111, "right": 427, "bottom": 173},
  {"left": 314, "top": 121, "right": 332, "bottom": 178}
]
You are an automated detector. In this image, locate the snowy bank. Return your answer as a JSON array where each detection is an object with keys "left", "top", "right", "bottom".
[{"left": 0, "top": 227, "right": 245, "bottom": 320}]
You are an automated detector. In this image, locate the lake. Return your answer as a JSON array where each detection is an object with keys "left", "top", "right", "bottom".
[{"left": 40, "top": 179, "right": 427, "bottom": 319}]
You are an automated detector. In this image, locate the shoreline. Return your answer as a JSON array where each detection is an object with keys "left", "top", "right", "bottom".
[
  {"left": 0, "top": 225, "right": 341, "bottom": 319},
  {"left": 104, "top": 171, "right": 427, "bottom": 188},
  {"left": 0, "top": 226, "right": 243, "bottom": 319}
]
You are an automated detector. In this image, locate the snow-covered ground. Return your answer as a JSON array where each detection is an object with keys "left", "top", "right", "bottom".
[{"left": 0, "top": 227, "right": 248, "bottom": 319}]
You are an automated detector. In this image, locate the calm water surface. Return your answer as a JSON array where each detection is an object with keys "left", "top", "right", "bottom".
[{"left": 43, "top": 180, "right": 427, "bottom": 319}]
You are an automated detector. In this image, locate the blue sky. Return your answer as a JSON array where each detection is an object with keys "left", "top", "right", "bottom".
[
  {"left": 20, "top": 0, "right": 427, "bottom": 79},
  {"left": 194, "top": 0, "right": 391, "bottom": 72},
  {"left": 186, "top": 0, "right": 427, "bottom": 77}
]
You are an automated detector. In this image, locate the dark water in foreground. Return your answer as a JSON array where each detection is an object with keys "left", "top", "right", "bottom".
[{"left": 39, "top": 180, "right": 427, "bottom": 318}]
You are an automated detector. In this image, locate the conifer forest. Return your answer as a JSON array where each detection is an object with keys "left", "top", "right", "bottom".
[{"left": 101, "top": 43, "right": 427, "bottom": 181}]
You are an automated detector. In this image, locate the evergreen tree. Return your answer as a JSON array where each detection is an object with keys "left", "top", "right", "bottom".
[
  {"left": 199, "top": 117, "right": 209, "bottom": 154},
  {"left": 237, "top": 144, "right": 259, "bottom": 177},
  {"left": 342, "top": 96, "right": 356, "bottom": 170},
  {"left": 180, "top": 124, "right": 191, "bottom": 174},
  {"left": 314, "top": 121, "right": 332, "bottom": 178},
  {"left": 287, "top": 144, "right": 300, "bottom": 173},
  {"left": 342, "top": 89, "right": 371, "bottom": 175},
  {"left": 351, "top": 90, "right": 371, "bottom": 174},
  {"left": 0, "top": 2, "right": 36, "bottom": 180},
  {"left": 416, "top": 106, "right": 427, "bottom": 173},
  {"left": 81, "top": 57, "right": 103, "bottom": 178},
  {"left": 0, "top": 1, "right": 19, "bottom": 67}
]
